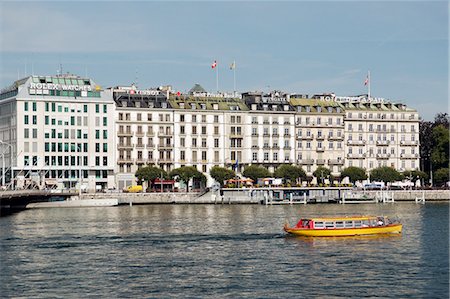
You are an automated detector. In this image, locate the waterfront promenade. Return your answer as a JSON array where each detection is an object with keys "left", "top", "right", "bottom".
[{"left": 77, "top": 188, "right": 449, "bottom": 205}]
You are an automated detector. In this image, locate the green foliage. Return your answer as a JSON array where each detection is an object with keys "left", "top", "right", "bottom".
[
  {"left": 431, "top": 125, "right": 449, "bottom": 170},
  {"left": 135, "top": 166, "right": 167, "bottom": 189},
  {"left": 273, "top": 165, "right": 306, "bottom": 183},
  {"left": 341, "top": 166, "right": 367, "bottom": 184},
  {"left": 313, "top": 166, "right": 331, "bottom": 183},
  {"left": 434, "top": 168, "right": 449, "bottom": 186},
  {"left": 242, "top": 165, "right": 271, "bottom": 182},
  {"left": 370, "top": 166, "right": 402, "bottom": 183},
  {"left": 402, "top": 170, "right": 428, "bottom": 181},
  {"left": 169, "top": 166, "right": 205, "bottom": 192},
  {"left": 209, "top": 166, "right": 235, "bottom": 186}
]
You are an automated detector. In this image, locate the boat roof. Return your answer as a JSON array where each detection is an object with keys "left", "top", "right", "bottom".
[{"left": 304, "top": 216, "right": 383, "bottom": 222}]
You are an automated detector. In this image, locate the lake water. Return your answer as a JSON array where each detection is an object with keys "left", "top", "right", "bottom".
[{"left": 0, "top": 202, "right": 448, "bottom": 298}]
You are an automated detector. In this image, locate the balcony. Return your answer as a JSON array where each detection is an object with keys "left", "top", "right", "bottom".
[
  {"left": 158, "top": 131, "right": 172, "bottom": 137},
  {"left": 316, "top": 147, "right": 324, "bottom": 152},
  {"left": 328, "top": 159, "right": 344, "bottom": 165},
  {"left": 135, "top": 143, "right": 145, "bottom": 149},
  {"left": 272, "top": 145, "right": 280, "bottom": 150},
  {"left": 376, "top": 140, "right": 390, "bottom": 146},
  {"left": 117, "top": 157, "right": 133, "bottom": 164},
  {"left": 376, "top": 153, "right": 390, "bottom": 159},
  {"left": 328, "top": 136, "right": 344, "bottom": 141},
  {"left": 297, "top": 134, "right": 314, "bottom": 140},
  {"left": 400, "top": 153, "right": 419, "bottom": 159},
  {"left": 251, "top": 145, "right": 259, "bottom": 149},
  {"left": 297, "top": 159, "right": 314, "bottom": 165},
  {"left": 158, "top": 144, "right": 174, "bottom": 149},
  {"left": 251, "top": 133, "right": 259, "bottom": 137},
  {"left": 117, "top": 143, "right": 133, "bottom": 149},
  {"left": 283, "top": 146, "right": 292, "bottom": 150},
  {"left": 135, "top": 131, "right": 145, "bottom": 137},
  {"left": 272, "top": 133, "right": 279, "bottom": 137},
  {"left": 347, "top": 153, "right": 365, "bottom": 159},
  {"left": 135, "top": 158, "right": 146, "bottom": 164},
  {"left": 400, "top": 140, "right": 419, "bottom": 146},
  {"left": 118, "top": 130, "right": 133, "bottom": 136},
  {"left": 316, "top": 135, "right": 325, "bottom": 140},
  {"left": 316, "top": 159, "right": 326, "bottom": 165},
  {"left": 284, "top": 134, "right": 291, "bottom": 138},
  {"left": 347, "top": 140, "right": 365, "bottom": 146}
]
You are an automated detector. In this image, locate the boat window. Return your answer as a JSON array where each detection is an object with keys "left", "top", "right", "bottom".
[
  {"left": 354, "top": 220, "right": 362, "bottom": 228},
  {"left": 344, "top": 221, "right": 353, "bottom": 228},
  {"left": 314, "top": 222, "right": 324, "bottom": 228},
  {"left": 335, "top": 221, "right": 344, "bottom": 228},
  {"left": 302, "top": 220, "right": 310, "bottom": 228},
  {"left": 325, "top": 222, "right": 335, "bottom": 228},
  {"left": 362, "top": 220, "right": 370, "bottom": 227}
]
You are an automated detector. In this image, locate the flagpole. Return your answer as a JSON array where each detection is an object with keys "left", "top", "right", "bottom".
[
  {"left": 216, "top": 64, "right": 219, "bottom": 93},
  {"left": 233, "top": 60, "right": 236, "bottom": 96},
  {"left": 368, "top": 70, "right": 371, "bottom": 100}
]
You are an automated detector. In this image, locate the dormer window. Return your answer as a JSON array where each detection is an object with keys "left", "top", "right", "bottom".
[
  {"left": 191, "top": 103, "right": 196, "bottom": 109},
  {"left": 317, "top": 106, "right": 322, "bottom": 112},
  {"left": 179, "top": 102, "right": 185, "bottom": 109},
  {"left": 212, "top": 103, "right": 219, "bottom": 110},
  {"left": 327, "top": 107, "right": 333, "bottom": 113},
  {"left": 200, "top": 103, "right": 206, "bottom": 110},
  {"left": 306, "top": 106, "right": 311, "bottom": 113}
]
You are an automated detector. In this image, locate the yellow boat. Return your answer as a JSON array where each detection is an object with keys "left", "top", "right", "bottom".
[{"left": 284, "top": 216, "right": 402, "bottom": 237}]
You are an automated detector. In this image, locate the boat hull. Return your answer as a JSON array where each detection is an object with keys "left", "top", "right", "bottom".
[{"left": 284, "top": 224, "right": 402, "bottom": 237}]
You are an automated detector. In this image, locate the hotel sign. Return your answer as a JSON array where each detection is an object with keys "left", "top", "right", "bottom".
[
  {"left": 334, "top": 96, "right": 386, "bottom": 104},
  {"left": 29, "top": 82, "right": 93, "bottom": 91}
]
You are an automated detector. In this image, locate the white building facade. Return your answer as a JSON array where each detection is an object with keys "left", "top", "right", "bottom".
[
  {"left": 0, "top": 75, "right": 116, "bottom": 191},
  {"left": 0, "top": 76, "right": 421, "bottom": 190}
]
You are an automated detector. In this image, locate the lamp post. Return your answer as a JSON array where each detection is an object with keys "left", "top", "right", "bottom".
[
  {"left": 0, "top": 140, "right": 13, "bottom": 188},
  {"left": 429, "top": 155, "right": 433, "bottom": 188}
]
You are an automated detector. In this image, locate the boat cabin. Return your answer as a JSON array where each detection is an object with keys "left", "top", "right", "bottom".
[{"left": 295, "top": 216, "right": 389, "bottom": 229}]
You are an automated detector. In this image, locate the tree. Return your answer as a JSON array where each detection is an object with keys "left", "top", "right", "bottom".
[
  {"left": 433, "top": 113, "right": 449, "bottom": 129},
  {"left": 402, "top": 170, "right": 428, "bottom": 182},
  {"left": 419, "top": 119, "right": 433, "bottom": 174},
  {"left": 209, "top": 166, "right": 235, "bottom": 186},
  {"left": 135, "top": 166, "right": 167, "bottom": 191},
  {"left": 313, "top": 166, "right": 331, "bottom": 185},
  {"left": 431, "top": 125, "right": 449, "bottom": 170},
  {"left": 434, "top": 168, "right": 449, "bottom": 186},
  {"left": 169, "top": 166, "right": 205, "bottom": 192},
  {"left": 341, "top": 167, "right": 367, "bottom": 185},
  {"left": 273, "top": 165, "right": 306, "bottom": 184},
  {"left": 242, "top": 165, "right": 271, "bottom": 183},
  {"left": 370, "top": 166, "right": 402, "bottom": 183}
]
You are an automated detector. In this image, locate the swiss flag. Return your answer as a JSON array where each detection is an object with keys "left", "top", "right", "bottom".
[
  {"left": 211, "top": 60, "right": 217, "bottom": 69},
  {"left": 130, "top": 89, "right": 135, "bottom": 95}
]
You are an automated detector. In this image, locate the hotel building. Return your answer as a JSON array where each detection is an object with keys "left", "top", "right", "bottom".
[
  {"left": 0, "top": 74, "right": 420, "bottom": 190},
  {"left": 0, "top": 74, "right": 116, "bottom": 191}
]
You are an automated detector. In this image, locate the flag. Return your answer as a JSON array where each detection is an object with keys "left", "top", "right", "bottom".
[
  {"left": 230, "top": 61, "right": 236, "bottom": 70},
  {"left": 211, "top": 60, "right": 217, "bottom": 69},
  {"left": 364, "top": 75, "right": 369, "bottom": 86},
  {"left": 234, "top": 158, "right": 239, "bottom": 170}
]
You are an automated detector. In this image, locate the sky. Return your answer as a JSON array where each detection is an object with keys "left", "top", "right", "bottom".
[{"left": 0, "top": 1, "right": 447, "bottom": 120}]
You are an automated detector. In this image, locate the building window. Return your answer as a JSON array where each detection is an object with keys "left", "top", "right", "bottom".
[
  {"left": 32, "top": 102, "right": 37, "bottom": 111},
  {"left": 95, "top": 104, "right": 99, "bottom": 113}
]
